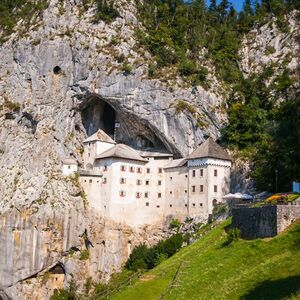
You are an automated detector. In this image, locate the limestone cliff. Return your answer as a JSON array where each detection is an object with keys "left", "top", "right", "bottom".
[{"left": 0, "top": 1, "right": 298, "bottom": 299}]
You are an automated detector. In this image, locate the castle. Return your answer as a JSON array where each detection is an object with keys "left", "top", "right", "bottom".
[{"left": 63, "top": 130, "right": 232, "bottom": 227}]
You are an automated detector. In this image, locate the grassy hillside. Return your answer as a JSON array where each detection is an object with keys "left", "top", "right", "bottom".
[{"left": 109, "top": 220, "right": 300, "bottom": 300}]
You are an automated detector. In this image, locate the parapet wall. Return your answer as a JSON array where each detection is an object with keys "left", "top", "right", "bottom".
[
  {"left": 232, "top": 205, "right": 300, "bottom": 239},
  {"left": 277, "top": 205, "right": 300, "bottom": 233}
]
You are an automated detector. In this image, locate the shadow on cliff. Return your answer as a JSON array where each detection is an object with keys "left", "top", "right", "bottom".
[{"left": 240, "top": 275, "right": 300, "bottom": 300}]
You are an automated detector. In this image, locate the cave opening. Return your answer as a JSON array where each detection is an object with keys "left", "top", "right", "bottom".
[
  {"left": 81, "top": 98, "right": 116, "bottom": 138},
  {"left": 80, "top": 95, "right": 176, "bottom": 155}
]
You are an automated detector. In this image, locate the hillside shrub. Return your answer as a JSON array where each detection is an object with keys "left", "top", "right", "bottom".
[
  {"left": 178, "top": 60, "right": 197, "bottom": 76},
  {"left": 169, "top": 218, "right": 181, "bottom": 230},
  {"left": 93, "top": 0, "right": 119, "bottom": 24},
  {"left": 125, "top": 233, "right": 184, "bottom": 271}
]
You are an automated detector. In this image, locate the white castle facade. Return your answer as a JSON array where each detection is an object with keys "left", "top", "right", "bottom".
[{"left": 63, "top": 130, "right": 232, "bottom": 227}]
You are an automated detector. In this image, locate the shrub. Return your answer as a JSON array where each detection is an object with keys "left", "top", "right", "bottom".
[
  {"left": 178, "top": 60, "right": 197, "bottom": 76},
  {"left": 125, "top": 234, "right": 184, "bottom": 271},
  {"left": 227, "top": 228, "right": 241, "bottom": 244},
  {"left": 197, "top": 67, "right": 208, "bottom": 82},
  {"left": 125, "top": 244, "right": 148, "bottom": 271},
  {"left": 80, "top": 249, "right": 90, "bottom": 260},
  {"left": 122, "top": 63, "right": 132, "bottom": 75},
  {"left": 93, "top": 0, "right": 119, "bottom": 24},
  {"left": 169, "top": 218, "right": 181, "bottom": 230}
]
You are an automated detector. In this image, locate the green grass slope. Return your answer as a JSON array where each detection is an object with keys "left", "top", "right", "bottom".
[{"left": 109, "top": 220, "right": 300, "bottom": 300}]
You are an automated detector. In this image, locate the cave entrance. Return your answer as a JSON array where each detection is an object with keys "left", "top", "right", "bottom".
[{"left": 81, "top": 98, "right": 116, "bottom": 138}]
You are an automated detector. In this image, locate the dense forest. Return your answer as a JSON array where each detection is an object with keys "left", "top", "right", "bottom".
[{"left": 0, "top": 0, "right": 299, "bottom": 192}]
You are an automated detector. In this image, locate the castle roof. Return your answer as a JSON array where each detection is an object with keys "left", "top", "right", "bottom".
[
  {"left": 83, "top": 129, "right": 116, "bottom": 144},
  {"left": 164, "top": 158, "right": 187, "bottom": 169},
  {"left": 138, "top": 149, "right": 173, "bottom": 158},
  {"left": 95, "top": 144, "right": 147, "bottom": 162},
  {"left": 187, "top": 137, "right": 231, "bottom": 161},
  {"left": 63, "top": 158, "right": 77, "bottom": 165}
]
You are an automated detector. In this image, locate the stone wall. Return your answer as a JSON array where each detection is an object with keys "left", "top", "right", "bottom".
[
  {"left": 232, "top": 206, "right": 277, "bottom": 239},
  {"left": 232, "top": 205, "right": 300, "bottom": 239},
  {"left": 277, "top": 205, "right": 300, "bottom": 233}
]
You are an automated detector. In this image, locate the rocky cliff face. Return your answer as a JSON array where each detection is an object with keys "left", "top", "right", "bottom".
[{"left": 0, "top": 1, "right": 298, "bottom": 299}]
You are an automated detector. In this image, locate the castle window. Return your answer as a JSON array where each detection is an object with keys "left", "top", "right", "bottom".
[
  {"left": 129, "top": 166, "right": 135, "bottom": 173},
  {"left": 156, "top": 205, "right": 160, "bottom": 208},
  {"left": 120, "top": 178, "right": 126, "bottom": 184},
  {"left": 103, "top": 165, "right": 108, "bottom": 171},
  {"left": 169, "top": 204, "right": 172, "bottom": 208},
  {"left": 147, "top": 168, "right": 150, "bottom": 173},
  {"left": 200, "top": 169, "right": 203, "bottom": 177},
  {"left": 145, "top": 192, "right": 149, "bottom": 198},
  {"left": 158, "top": 193, "right": 162, "bottom": 198},
  {"left": 158, "top": 180, "right": 162, "bottom": 186},
  {"left": 185, "top": 204, "right": 187, "bottom": 207},
  {"left": 136, "top": 192, "right": 141, "bottom": 199},
  {"left": 88, "top": 153, "right": 90, "bottom": 157},
  {"left": 200, "top": 185, "right": 204, "bottom": 192},
  {"left": 214, "top": 169, "right": 218, "bottom": 177},
  {"left": 200, "top": 203, "right": 203, "bottom": 207},
  {"left": 185, "top": 190, "right": 187, "bottom": 193},
  {"left": 136, "top": 179, "right": 142, "bottom": 186},
  {"left": 193, "top": 203, "right": 195, "bottom": 207},
  {"left": 213, "top": 199, "right": 218, "bottom": 206},
  {"left": 170, "top": 191, "right": 172, "bottom": 194},
  {"left": 120, "top": 165, "right": 126, "bottom": 171},
  {"left": 103, "top": 177, "right": 107, "bottom": 184},
  {"left": 89, "top": 179, "right": 92, "bottom": 183},
  {"left": 170, "top": 176, "right": 172, "bottom": 180},
  {"left": 137, "top": 167, "right": 142, "bottom": 174},
  {"left": 192, "top": 185, "right": 196, "bottom": 193},
  {"left": 145, "top": 180, "right": 149, "bottom": 185},
  {"left": 68, "top": 166, "right": 71, "bottom": 169},
  {"left": 214, "top": 185, "right": 217, "bottom": 193},
  {"left": 192, "top": 170, "right": 196, "bottom": 177},
  {"left": 158, "top": 168, "right": 163, "bottom": 173},
  {"left": 120, "top": 190, "right": 126, "bottom": 197},
  {"left": 146, "top": 202, "right": 149, "bottom": 206},
  {"left": 185, "top": 175, "right": 187, "bottom": 178}
]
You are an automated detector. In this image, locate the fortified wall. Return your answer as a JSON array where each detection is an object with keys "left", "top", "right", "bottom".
[{"left": 232, "top": 204, "right": 300, "bottom": 239}]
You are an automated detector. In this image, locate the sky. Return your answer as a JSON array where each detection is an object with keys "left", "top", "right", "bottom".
[{"left": 205, "top": 0, "right": 245, "bottom": 11}]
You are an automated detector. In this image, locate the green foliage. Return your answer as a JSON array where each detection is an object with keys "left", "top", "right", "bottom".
[
  {"left": 79, "top": 249, "right": 90, "bottom": 260},
  {"left": 0, "top": 96, "right": 21, "bottom": 112},
  {"left": 169, "top": 218, "right": 181, "bottom": 230},
  {"left": 0, "top": 0, "right": 48, "bottom": 42},
  {"left": 226, "top": 227, "right": 241, "bottom": 244},
  {"left": 178, "top": 60, "right": 197, "bottom": 76},
  {"left": 125, "top": 233, "right": 184, "bottom": 271},
  {"left": 93, "top": 0, "right": 119, "bottom": 24},
  {"left": 122, "top": 62, "right": 132, "bottom": 75},
  {"left": 50, "top": 280, "right": 78, "bottom": 300}
]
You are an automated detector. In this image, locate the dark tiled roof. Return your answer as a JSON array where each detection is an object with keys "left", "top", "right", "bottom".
[
  {"left": 95, "top": 144, "right": 147, "bottom": 162},
  {"left": 187, "top": 137, "right": 231, "bottom": 161}
]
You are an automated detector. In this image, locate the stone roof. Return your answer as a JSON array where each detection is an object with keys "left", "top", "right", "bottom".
[
  {"left": 187, "top": 137, "right": 231, "bottom": 161},
  {"left": 95, "top": 144, "right": 147, "bottom": 162},
  {"left": 83, "top": 129, "right": 116, "bottom": 144},
  {"left": 164, "top": 158, "right": 187, "bottom": 169},
  {"left": 138, "top": 149, "right": 173, "bottom": 158},
  {"left": 63, "top": 158, "right": 77, "bottom": 165}
]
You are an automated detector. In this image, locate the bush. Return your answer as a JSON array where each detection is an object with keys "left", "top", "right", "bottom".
[
  {"left": 93, "top": 0, "right": 119, "bottom": 24},
  {"left": 227, "top": 228, "right": 241, "bottom": 243},
  {"left": 169, "top": 218, "right": 181, "bottom": 230},
  {"left": 125, "top": 234, "right": 184, "bottom": 271},
  {"left": 122, "top": 63, "right": 132, "bottom": 75},
  {"left": 178, "top": 60, "right": 197, "bottom": 76},
  {"left": 80, "top": 249, "right": 90, "bottom": 260}
]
